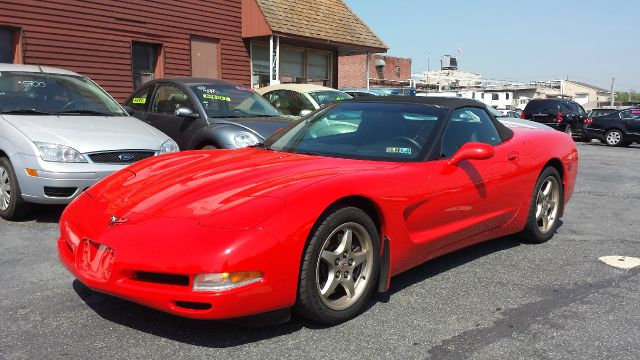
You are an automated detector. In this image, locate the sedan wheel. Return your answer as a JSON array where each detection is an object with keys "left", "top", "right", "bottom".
[
  {"left": 296, "top": 207, "right": 380, "bottom": 324},
  {"left": 604, "top": 130, "right": 623, "bottom": 147},
  {"left": 520, "top": 167, "right": 563, "bottom": 243},
  {"left": 0, "top": 157, "right": 29, "bottom": 220}
]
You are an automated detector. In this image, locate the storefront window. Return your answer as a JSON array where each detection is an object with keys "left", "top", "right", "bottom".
[
  {"left": 280, "top": 48, "right": 304, "bottom": 83},
  {"left": 0, "top": 29, "right": 15, "bottom": 63},
  {"left": 132, "top": 42, "right": 159, "bottom": 90},
  {"left": 307, "top": 52, "right": 329, "bottom": 86},
  {"left": 251, "top": 43, "right": 270, "bottom": 88}
]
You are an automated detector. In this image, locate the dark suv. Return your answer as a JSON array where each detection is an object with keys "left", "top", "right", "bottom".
[{"left": 522, "top": 99, "right": 591, "bottom": 141}]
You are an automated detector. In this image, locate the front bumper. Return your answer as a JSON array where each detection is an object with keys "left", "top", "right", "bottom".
[
  {"left": 13, "top": 153, "right": 128, "bottom": 204},
  {"left": 57, "top": 193, "right": 297, "bottom": 320}
]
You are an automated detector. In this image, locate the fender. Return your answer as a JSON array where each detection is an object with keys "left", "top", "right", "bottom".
[{"left": 188, "top": 123, "right": 263, "bottom": 149}]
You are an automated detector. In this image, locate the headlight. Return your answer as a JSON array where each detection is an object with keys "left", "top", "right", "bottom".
[
  {"left": 193, "top": 271, "right": 263, "bottom": 292},
  {"left": 34, "top": 142, "right": 87, "bottom": 163},
  {"left": 159, "top": 139, "right": 180, "bottom": 154},
  {"left": 233, "top": 131, "right": 259, "bottom": 147}
]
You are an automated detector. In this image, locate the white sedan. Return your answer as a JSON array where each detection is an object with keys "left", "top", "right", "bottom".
[{"left": 256, "top": 84, "right": 351, "bottom": 117}]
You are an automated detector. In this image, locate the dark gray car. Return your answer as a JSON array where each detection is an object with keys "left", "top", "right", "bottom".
[{"left": 124, "top": 78, "right": 293, "bottom": 150}]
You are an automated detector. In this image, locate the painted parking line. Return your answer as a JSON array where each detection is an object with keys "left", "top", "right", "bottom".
[{"left": 598, "top": 256, "right": 640, "bottom": 269}]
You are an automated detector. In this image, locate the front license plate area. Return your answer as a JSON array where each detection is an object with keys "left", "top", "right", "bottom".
[{"left": 76, "top": 239, "right": 115, "bottom": 282}]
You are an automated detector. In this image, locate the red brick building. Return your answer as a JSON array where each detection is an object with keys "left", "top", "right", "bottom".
[
  {"left": 339, "top": 54, "right": 412, "bottom": 89},
  {"left": 0, "top": 0, "right": 386, "bottom": 102}
]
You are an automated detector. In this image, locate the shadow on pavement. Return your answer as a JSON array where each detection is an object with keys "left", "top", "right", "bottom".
[
  {"left": 70, "top": 231, "right": 551, "bottom": 347},
  {"left": 16, "top": 204, "right": 66, "bottom": 224}
]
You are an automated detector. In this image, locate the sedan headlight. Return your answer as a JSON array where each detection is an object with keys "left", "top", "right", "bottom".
[
  {"left": 159, "top": 139, "right": 180, "bottom": 154},
  {"left": 233, "top": 131, "right": 259, "bottom": 147},
  {"left": 34, "top": 142, "right": 87, "bottom": 163},
  {"left": 193, "top": 271, "right": 263, "bottom": 292}
]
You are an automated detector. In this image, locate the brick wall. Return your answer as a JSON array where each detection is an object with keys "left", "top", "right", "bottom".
[{"left": 338, "top": 54, "right": 411, "bottom": 88}]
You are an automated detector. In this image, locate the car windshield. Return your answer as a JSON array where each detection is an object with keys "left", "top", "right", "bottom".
[
  {"left": 308, "top": 90, "right": 352, "bottom": 107},
  {"left": 263, "top": 102, "right": 447, "bottom": 161},
  {"left": 0, "top": 72, "right": 125, "bottom": 116},
  {"left": 189, "top": 84, "right": 280, "bottom": 118}
]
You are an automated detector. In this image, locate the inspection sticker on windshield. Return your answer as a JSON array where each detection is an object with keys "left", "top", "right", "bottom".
[
  {"left": 132, "top": 97, "right": 146, "bottom": 104},
  {"left": 386, "top": 147, "right": 412, "bottom": 155},
  {"left": 203, "top": 94, "right": 230, "bottom": 101}
]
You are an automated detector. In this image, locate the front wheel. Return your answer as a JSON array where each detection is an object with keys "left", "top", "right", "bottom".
[
  {"left": 295, "top": 207, "right": 380, "bottom": 324},
  {"left": 520, "top": 167, "right": 563, "bottom": 244},
  {"left": 0, "top": 157, "right": 29, "bottom": 220}
]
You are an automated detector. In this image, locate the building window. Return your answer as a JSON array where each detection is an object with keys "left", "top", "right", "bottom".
[
  {"left": 132, "top": 42, "right": 160, "bottom": 90},
  {"left": 0, "top": 28, "right": 21, "bottom": 63},
  {"left": 506, "top": 93, "right": 510, "bottom": 100},
  {"left": 491, "top": 93, "right": 499, "bottom": 101},
  {"left": 251, "top": 42, "right": 332, "bottom": 88}
]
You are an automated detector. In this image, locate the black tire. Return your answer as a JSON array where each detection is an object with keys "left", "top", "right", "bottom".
[
  {"left": 520, "top": 167, "right": 563, "bottom": 244},
  {"left": 0, "top": 157, "right": 29, "bottom": 220},
  {"left": 604, "top": 129, "right": 624, "bottom": 147},
  {"left": 295, "top": 206, "right": 380, "bottom": 325}
]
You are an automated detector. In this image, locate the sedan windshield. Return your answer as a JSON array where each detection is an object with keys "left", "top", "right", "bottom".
[
  {"left": 0, "top": 72, "right": 125, "bottom": 116},
  {"left": 189, "top": 84, "right": 280, "bottom": 118},
  {"left": 264, "top": 102, "right": 447, "bottom": 161},
  {"left": 308, "top": 90, "right": 351, "bottom": 107}
]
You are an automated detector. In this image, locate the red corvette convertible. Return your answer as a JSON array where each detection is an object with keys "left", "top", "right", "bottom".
[{"left": 57, "top": 97, "right": 578, "bottom": 325}]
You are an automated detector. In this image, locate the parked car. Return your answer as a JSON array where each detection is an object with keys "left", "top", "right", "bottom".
[
  {"left": 124, "top": 78, "right": 292, "bottom": 150},
  {"left": 58, "top": 96, "right": 578, "bottom": 325},
  {"left": 521, "top": 98, "right": 591, "bottom": 141},
  {"left": 0, "top": 64, "right": 178, "bottom": 220},
  {"left": 342, "top": 89, "right": 388, "bottom": 98},
  {"left": 256, "top": 84, "right": 351, "bottom": 117},
  {"left": 500, "top": 110, "right": 521, "bottom": 118},
  {"left": 588, "top": 108, "right": 618, "bottom": 118},
  {"left": 585, "top": 108, "right": 640, "bottom": 146}
]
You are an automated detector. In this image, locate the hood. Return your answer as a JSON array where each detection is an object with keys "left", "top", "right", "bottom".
[
  {"left": 90, "top": 147, "right": 399, "bottom": 219},
  {"left": 2, "top": 115, "right": 166, "bottom": 152},
  {"left": 213, "top": 116, "right": 293, "bottom": 139}
]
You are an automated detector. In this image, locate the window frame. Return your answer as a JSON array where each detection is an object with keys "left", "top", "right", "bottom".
[
  {"left": 131, "top": 41, "right": 163, "bottom": 90},
  {"left": 439, "top": 106, "right": 503, "bottom": 159},
  {"left": 150, "top": 84, "right": 195, "bottom": 115}
]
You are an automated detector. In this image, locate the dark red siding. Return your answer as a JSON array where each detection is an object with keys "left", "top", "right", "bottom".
[{"left": 0, "top": 0, "right": 250, "bottom": 101}]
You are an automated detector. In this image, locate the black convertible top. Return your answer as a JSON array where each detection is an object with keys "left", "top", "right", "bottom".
[{"left": 348, "top": 95, "right": 514, "bottom": 141}]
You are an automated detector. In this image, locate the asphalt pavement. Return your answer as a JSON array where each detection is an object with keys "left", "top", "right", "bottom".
[{"left": 1, "top": 141, "right": 639, "bottom": 360}]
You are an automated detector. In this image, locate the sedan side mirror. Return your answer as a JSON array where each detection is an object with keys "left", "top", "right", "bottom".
[
  {"left": 175, "top": 107, "right": 199, "bottom": 119},
  {"left": 447, "top": 142, "right": 495, "bottom": 166}
]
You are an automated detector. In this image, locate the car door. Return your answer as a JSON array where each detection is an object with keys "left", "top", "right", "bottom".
[
  {"left": 125, "top": 84, "right": 154, "bottom": 121},
  {"left": 621, "top": 109, "right": 640, "bottom": 138},
  {"left": 416, "top": 107, "right": 524, "bottom": 251},
  {"left": 146, "top": 84, "right": 204, "bottom": 150}
]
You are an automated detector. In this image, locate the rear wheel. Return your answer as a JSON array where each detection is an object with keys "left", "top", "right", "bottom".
[
  {"left": 0, "top": 157, "right": 29, "bottom": 220},
  {"left": 295, "top": 206, "right": 380, "bottom": 324},
  {"left": 604, "top": 129, "right": 624, "bottom": 147},
  {"left": 520, "top": 167, "right": 562, "bottom": 244}
]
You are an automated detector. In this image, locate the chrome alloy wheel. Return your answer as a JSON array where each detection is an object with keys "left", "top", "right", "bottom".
[
  {"left": 0, "top": 166, "right": 11, "bottom": 211},
  {"left": 606, "top": 130, "right": 621, "bottom": 145},
  {"left": 535, "top": 176, "right": 560, "bottom": 234},
  {"left": 316, "top": 222, "right": 374, "bottom": 311}
]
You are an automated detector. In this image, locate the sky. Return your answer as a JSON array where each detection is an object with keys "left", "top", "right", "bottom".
[{"left": 344, "top": 0, "right": 639, "bottom": 91}]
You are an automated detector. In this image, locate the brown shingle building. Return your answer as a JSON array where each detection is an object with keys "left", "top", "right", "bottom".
[{"left": 0, "top": 0, "right": 386, "bottom": 101}]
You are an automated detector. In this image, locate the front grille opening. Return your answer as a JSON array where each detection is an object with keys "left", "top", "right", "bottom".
[
  {"left": 44, "top": 186, "right": 77, "bottom": 198},
  {"left": 88, "top": 151, "right": 154, "bottom": 164},
  {"left": 134, "top": 271, "right": 189, "bottom": 286},
  {"left": 175, "top": 301, "right": 212, "bottom": 311}
]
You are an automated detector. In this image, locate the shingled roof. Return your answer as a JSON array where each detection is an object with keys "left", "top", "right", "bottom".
[{"left": 247, "top": 0, "right": 388, "bottom": 53}]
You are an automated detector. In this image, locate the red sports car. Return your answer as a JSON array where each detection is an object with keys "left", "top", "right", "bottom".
[{"left": 57, "top": 97, "right": 578, "bottom": 325}]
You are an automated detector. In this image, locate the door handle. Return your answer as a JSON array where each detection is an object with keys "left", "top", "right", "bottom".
[{"left": 507, "top": 151, "right": 519, "bottom": 161}]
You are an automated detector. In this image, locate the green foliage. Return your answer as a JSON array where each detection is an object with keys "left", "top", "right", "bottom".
[{"left": 615, "top": 90, "right": 640, "bottom": 103}]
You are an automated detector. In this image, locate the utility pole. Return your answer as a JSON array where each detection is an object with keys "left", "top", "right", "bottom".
[{"left": 610, "top": 78, "right": 615, "bottom": 107}]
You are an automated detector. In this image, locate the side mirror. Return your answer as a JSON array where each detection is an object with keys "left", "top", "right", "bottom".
[
  {"left": 122, "top": 105, "right": 134, "bottom": 115},
  {"left": 447, "top": 142, "right": 495, "bottom": 166},
  {"left": 299, "top": 109, "right": 312, "bottom": 116},
  {"left": 175, "top": 107, "right": 199, "bottom": 119}
]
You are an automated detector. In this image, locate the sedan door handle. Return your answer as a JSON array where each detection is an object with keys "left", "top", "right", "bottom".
[{"left": 507, "top": 151, "right": 519, "bottom": 161}]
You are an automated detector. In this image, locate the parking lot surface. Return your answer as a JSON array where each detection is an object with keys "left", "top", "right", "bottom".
[{"left": 1, "top": 142, "right": 639, "bottom": 360}]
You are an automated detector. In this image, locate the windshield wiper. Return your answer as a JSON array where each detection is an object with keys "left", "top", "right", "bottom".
[
  {"left": 252, "top": 143, "right": 271, "bottom": 150},
  {"left": 55, "top": 110, "right": 114, "bottom": 116},
  {"left": 0, "top": 109, "right": 52, "bottom": 115},
  {"left": 295, "top": 150, "right": 321, "bottom": 156}
]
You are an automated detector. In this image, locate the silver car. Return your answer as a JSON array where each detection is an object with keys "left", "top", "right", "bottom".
[{"left": 0, "top": 64, "right": 179, "bottom": 220}]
